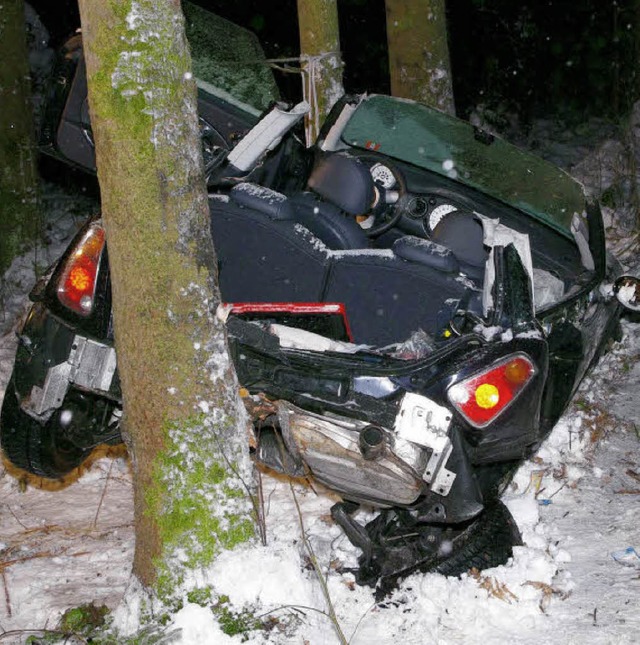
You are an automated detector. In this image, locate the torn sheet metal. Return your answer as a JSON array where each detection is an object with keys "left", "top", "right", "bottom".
[{"left": 477, "top": 213, "right": 535, "bottom": 315}]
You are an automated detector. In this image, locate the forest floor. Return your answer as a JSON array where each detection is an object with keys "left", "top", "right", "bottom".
[{"left": 0, "top": 118, "right": 639, "bottom": 644}]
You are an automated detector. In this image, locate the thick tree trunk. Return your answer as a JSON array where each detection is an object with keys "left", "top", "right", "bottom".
[
  {"left": 0, "top": 0, "right": 39, "bottom": 275},
  {"left": 76, "top": 0, "right": 254, "bottom": 601},
  {"left": 385, "top": 0, "right": 455, "bottom": 114},
  {"left": 297, "top": 0, "right": 344, "bottom": 144}
]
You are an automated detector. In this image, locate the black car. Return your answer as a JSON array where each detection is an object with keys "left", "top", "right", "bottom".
[{"left": 3, "top": 7, "right": 639, "bottom": 592}]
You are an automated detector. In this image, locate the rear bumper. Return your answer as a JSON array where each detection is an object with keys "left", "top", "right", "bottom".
[{"left": 12, "top": 303, "right": 120, "bottom": 422}]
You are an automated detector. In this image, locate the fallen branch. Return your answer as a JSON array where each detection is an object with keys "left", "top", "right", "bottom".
[
  {"left": 289, "top": 482, "right": 348, "bottom": 645},
  {"left": 1, "top": 570, "right": 11, "bottom": 618},
  {"left": 92, "top": 459, "right": 115, "bottom": 528},
  {"left": 0, "top": 548, "right": 91, "bottom": 573},
  {"left": 0, "top": 550, "right": 55, "bottom": 572}
]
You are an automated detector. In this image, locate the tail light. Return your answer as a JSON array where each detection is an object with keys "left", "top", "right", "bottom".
[
  {"left": 57, "top": 221, "right": 106, "bottom": 316},
  {"left": 447, "top": 354, "right": 536, "bottom": 428}
]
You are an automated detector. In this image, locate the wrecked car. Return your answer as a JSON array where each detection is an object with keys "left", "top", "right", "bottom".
[{"left": 3, "top": 6, "right": 640, "bottom": 592}]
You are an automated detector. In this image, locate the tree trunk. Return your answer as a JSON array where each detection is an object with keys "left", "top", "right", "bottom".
[
  {"left": 0, "top": 0, "right": 39, "bottom": 276},
  {"left": 76, "top": 0, "right": 254, "bottom": 602},
  {"left": 385, "top": 0, "right": 455, "bottom": 114},
  {"left": 297, "top": 0, "right": 344, "bottom": 144}
]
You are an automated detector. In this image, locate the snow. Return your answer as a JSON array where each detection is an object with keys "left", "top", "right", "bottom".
[
  {"left": 1, "top": 319, "right": 639, "bottom": 643},
  {"left": 1, "top": 127, "right": 640, "bottom": 645}
]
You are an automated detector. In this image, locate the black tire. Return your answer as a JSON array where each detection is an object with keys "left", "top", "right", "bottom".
[
  {"left": 0, "top": 379, "right": 91, "bottom": 478},
  {"left": 371, "top": 501, "right": 522, "bottom": 595},
  {"left": 433, "top": 500, "right": 522, "bottom": 577}
]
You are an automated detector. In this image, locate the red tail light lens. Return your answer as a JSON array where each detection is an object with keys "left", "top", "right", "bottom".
[
  {"left": 447, "top": 354, "right": 536, "bottom": 428},
  {"left": 57, "top": 222, "right": 106, "bottom": 316}
]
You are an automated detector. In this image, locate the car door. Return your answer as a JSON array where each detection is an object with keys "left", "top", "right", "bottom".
[{"left": 52, "top": 2, "right": 279, "bottom": 174}]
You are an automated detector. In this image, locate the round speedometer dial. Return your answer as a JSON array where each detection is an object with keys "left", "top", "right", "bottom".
[
  {"left": 370, "top": 163, "right": 397, "bottom": 189},
  {"left": 428, "top": 203, "right": 457, "bottom": 231}
]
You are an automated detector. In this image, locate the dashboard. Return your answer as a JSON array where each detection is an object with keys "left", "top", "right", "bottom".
[{"left": 356, "top": 152, "right": 585, "bottom": 285}]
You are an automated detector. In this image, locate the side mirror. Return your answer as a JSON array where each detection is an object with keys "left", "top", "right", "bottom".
[{"left": 614, "top": 275, "right": 640, "bottom": 312}]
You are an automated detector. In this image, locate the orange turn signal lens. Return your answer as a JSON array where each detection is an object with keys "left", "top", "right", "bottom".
[{"left": 57, "top": 222, "right": 105, "bottom": 316}]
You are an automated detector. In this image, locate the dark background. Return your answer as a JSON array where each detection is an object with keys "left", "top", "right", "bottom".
[{"left": 27, "top": 0, "right": 640, "bottom": 126}]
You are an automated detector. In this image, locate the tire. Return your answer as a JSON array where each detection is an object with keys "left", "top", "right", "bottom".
[
  {"left": 370, "top": 501, "right": 522, "bottom": 595},
  {"left": 1, "top": 378, "right": 91, "bottom": 478},
  {"left": 433, "top": 500, "right": 522, "bottom": 577}
]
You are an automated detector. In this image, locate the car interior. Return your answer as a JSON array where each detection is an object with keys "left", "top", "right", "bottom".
[
  {"left": 209, "top": 149, "right": 588, "bottom": 346},
  {"left": 210, "top": 153, "right": 485, "bottom": 347}
]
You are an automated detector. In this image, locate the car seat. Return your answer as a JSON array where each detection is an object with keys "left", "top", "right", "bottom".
[
  {"left": 210, "top": 185, "right": 330, "bottom": 303},
  {"left": 431, "top": 211, "right": 488, "bottom": 282},
  {"left": 290, "top": 152, "right": 374, "bottom": 250}
]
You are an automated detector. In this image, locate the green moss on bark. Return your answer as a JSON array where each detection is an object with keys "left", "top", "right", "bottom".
[
  {"left": 149, "top": 413, "right": 254, "bottom": 602},
  {"left": 0, "top": 0, "right": 40, "bottom": 274},
  {"left": 77, "top": 0, "right": 255, "bottom": 600}
]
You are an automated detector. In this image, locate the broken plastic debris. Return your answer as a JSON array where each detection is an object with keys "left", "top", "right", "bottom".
[
  {"left": 529, "top": 470, "right": 544, "bottom": 494},
  {"left": 216, "top": 303, "right": 233, "bottom": 322},
  {"left": 610, "top": 547, "right": 640, "bottom": 567}
]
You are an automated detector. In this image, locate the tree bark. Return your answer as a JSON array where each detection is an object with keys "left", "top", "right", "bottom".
[
  {"left": 385, "top": 0, "right": 455, "bottom": 114},
  {"left": 0, "top": 0, "right": 39, "bottom": 276},
  {"left": 297, "top": 0, "right": 344, "bottom": 144},
  {"left": 76, "top": 0, "right": 254, "bottom": 600}
]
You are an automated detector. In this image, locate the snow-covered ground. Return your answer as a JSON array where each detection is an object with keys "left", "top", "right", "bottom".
[{"left": 1, "top": 135, "right": 639, "bottom": 644}]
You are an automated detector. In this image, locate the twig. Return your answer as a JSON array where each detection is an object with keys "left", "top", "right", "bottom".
[
  {"left": 288, "top": 482, "right": 348, "bottom": 645},
  {"left": 256, "top": 603, "right": 332, "bottom": 620},
  {"left": 256, "top": 468, "right": 267, "bottom": 546},
  {"left": 347, "top": 601, "right": 377, "bottom": 644},
  {"left": 92, "top": 459, "right": 115, "bottom": 528},
  {"left": 209, "top": 426, "right": 265, "bottom": 545},
  {"left": 1, "top": 571, "right": 10, "bottom": 618},
  {"left": 0, "top": 550, "right": 55, "bottom": 572},
  {"left": 4, "top": 505, "right": 29, "bottom": 531},
  {"left": 548, "top": 482, "right": 567, "bottom": 499},
  {"left": 22, "top": 524, "right": 62, "bottom": 536}
]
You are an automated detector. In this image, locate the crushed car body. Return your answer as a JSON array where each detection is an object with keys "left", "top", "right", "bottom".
[{"left": 3, "top": 9, "right": 640, "bottom": 593}]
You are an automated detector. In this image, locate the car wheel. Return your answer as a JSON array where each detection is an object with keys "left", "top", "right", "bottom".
[
  {"left": 432, "top": 500, "right": 522, "bottom": 577},
  {"left": 367, "top": 500, "right": 522, "bottom": 596},
  {"left": 0, "top": 378, "right": 91, "bottom": 478}
]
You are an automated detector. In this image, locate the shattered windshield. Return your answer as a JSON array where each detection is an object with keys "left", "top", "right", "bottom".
[
  {"left": 341, "top": 95, "right": 586, "bottom": 236},
  {"left": 183, "top": 2, "right": 279, "bottom": 115}
]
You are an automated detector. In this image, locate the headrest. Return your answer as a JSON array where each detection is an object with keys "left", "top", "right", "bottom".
[
  {"left": 230, "top": 183, "right": 293, "bottom": 220},
  {"left": 431, "top": 211, "right": 488, "bottom": 279},
  {"left": 307, "top": 153, "right": 375, "bottom": 215}
]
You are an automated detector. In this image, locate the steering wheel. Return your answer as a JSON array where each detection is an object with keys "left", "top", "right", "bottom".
[
  {"left": 352, "top": 153, "right": 408, "bottom": 237},
  {"left": 200, "top": 118, "right": 230, "bottom": 181}
]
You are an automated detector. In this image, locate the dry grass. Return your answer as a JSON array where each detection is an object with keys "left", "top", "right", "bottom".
[{"left": 470, "top": 568, "right": 518, "bottom": 603}]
